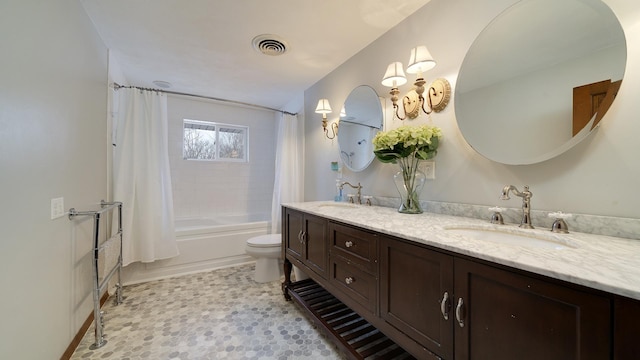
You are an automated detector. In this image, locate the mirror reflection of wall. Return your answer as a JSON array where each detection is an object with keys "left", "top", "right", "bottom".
[
  {"left": 338, "top": 85, "right": 383, "bottom": 172},
  {"left": 455, "top": 0, "right": 626, "bottom": 165}
]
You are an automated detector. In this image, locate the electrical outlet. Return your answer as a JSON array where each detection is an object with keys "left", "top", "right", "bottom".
[
  {"left": 422, "top": 161, "right": 436, "bottom": 179},
  {"left": 51, "top": 197, "right": 65, "bottom": 219}
]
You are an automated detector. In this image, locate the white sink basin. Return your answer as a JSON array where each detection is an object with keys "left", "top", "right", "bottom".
[
  {"left": 317, "top": 202, "right": 359, "bottom": 209},
  {"left": 444, "top": 225, "right": 576, "bottom": 250}
]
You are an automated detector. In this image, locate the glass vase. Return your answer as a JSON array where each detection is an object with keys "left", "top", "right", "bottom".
[{"left": 394, "top": 167, "right": 426, "bottom": 214}]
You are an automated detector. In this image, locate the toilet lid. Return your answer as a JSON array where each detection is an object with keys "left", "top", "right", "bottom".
[{"left": 247, "top": 234, "right": 281, "bottom": 248}]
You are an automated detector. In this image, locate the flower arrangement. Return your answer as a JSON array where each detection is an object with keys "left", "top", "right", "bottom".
[
  {"left": 372, "top": 124, "right": 443, "bottom": 213},
  {"left": 372, "top": 124, "right": 442, "bottom": 163}
]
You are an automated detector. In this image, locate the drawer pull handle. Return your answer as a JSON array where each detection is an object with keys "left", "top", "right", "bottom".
[
  {"left": 345, "top": 241, "right": 353, "bottom": 248},
  {"left": 455, "top": 297, "right": 465, "bottom": 328},
  {"left": 301, "top": 231, "right": 307, "bottom": 243},
  {"left": 297, "top": 230, "right": 303, "bottom": 243},
  {"left": 440, "top": 292, "right": 450, "bottom": 320},
  {"left": 345, "top": 277, "right": 354, "bottom": 285}
]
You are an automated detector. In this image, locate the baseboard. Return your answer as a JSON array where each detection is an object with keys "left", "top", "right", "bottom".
[{"left": 60, "top": 291, "right": 110, "bottom": 360}]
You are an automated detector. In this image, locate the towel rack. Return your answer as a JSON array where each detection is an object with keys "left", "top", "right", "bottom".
[{"left": 69, "top": 200, "right": 124, "bottom": 350}]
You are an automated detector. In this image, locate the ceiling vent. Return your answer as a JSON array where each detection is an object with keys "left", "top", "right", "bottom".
[
  {"left": 152, "top": 80, "right": 172, "bottom": 89},
  {"left": 252, "top": 34, "right": 288, "bottom": 56}
]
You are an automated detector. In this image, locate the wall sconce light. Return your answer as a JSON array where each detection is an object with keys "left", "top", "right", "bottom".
[
  {"left": 381, "top": 45, "right": 451, "bottom": 120},
  {"left": 316, "top": 98, "right": 338, "bottom": 139}
]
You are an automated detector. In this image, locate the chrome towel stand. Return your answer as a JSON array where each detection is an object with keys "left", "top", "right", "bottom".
[{"left": 69, "top": 200, "right": 124, "bottom": 350}]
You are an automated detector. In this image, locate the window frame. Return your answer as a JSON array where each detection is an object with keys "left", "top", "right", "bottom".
[{"left": 182, "top": 119, "right": 249, "bottom": 162}]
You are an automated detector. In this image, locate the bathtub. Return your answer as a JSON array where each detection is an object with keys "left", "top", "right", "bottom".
[
  {"left": 175, "top": 215, "right": 268, "bottom": 237},
  {"left": 122, "top": 215, "right": 269, "bottom": 284}
]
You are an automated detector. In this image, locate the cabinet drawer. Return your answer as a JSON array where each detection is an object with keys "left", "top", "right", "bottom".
[
  {"left": 330, "top": 255, "right": 377, "bottom": 314},
  {"left": 330, "top": 222, "right": 377, "bottom": 273}
]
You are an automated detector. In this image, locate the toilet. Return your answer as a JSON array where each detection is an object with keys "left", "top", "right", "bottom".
[{"left": 245, "top": 234, "right": 282, "bottom": 283}]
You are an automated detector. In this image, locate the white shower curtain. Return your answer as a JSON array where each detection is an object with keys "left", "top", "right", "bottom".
[
  {"left": 113, "top": 88, "right": 179, "bottom": 265},
  {"left": 271, "top": 112, "right": 304, "bottom": 234}
]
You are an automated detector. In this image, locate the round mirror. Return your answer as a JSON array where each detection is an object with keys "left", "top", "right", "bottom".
[
  {"left": 338, "top": 85, "right": 383, "bottom": 172},
  {"left": 455, "top": 0, "right": 626, "bottom": 165}
]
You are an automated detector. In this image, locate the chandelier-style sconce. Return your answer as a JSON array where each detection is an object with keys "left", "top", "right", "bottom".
[
  {"left": 381, "top": 45, "right": 451, "bottom": 120},
  {"left": 316, "top": 98, "right": 339, "bottom": 139}
]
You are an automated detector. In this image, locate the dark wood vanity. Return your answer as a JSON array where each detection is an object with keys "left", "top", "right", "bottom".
[{"left": 281, "top": 206, "right": 640, "bottom": 360}]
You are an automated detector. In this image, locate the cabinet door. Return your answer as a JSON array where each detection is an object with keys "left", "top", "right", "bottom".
[
  {"left": 380, "top": 237, "right": 455, "bottom": 360},
  {"left": 303, "top": 213, "right": 329, "bottom": 279},
  {"left": 454, "top": 258, "right": 610, "bottom": 360},
  {"left": 283, "top": 209, "right": 304, "bottom": 261},
  {"left": 614, "top": 296, "right": 640, "bottom": 359}
]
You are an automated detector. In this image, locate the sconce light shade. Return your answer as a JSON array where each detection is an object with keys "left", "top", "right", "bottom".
[
  {"left": 381, "top": 62, "right": 407, "bottom": 87},
  {"left": 315, "top": 99, "right": 332, "bottom": 114},
  {"left": 406, "top": 45, "right": 436, "bottom": 74}
]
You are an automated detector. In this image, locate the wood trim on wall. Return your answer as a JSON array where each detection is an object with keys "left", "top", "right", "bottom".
[{"left": 59, "top": 292, "right": 110, "bottom": 360}]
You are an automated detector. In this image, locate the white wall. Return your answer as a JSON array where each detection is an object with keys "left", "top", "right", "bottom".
[
  {"left": 0, "top": 0, "right": 108, "bottom": 358},
  {"left": 304, "top": 0, "right": 640, "bottom": 220},
  {"left": 167, "top": 96, "right": 277, "bottom": 219}
]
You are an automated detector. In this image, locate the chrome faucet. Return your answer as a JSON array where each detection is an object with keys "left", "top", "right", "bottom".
[
  {"left": 340, "top": 181, "right": 362, "bottom": 204},
  {"left": 500, "top": 185, "right": 534, "bottom": 229}
]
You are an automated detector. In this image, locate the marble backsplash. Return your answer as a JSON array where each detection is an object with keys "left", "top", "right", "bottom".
[{"left": 372, "top": 196, "right": 640, "bottom": 241}]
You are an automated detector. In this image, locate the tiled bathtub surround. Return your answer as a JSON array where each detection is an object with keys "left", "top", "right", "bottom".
[
  {"left": 167, "top": 96, "right": 277, "bottom": 219},
  {"left": 373, "top": 197, "right": 640, "bottom": 241},
  {"left": 71, "top": 264, "right": 345, "bottom": 359}
]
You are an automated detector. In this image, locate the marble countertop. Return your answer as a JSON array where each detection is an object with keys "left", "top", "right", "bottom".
[{"left": 284, "top": 201, "right": 640, "bottom": 301}]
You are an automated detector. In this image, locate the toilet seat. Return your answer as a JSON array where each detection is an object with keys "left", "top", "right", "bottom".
[{"left": 246, "top": 234, "right": 281, "bottom": 248}]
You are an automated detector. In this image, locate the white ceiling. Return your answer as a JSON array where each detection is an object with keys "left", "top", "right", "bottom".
[{"left": 81, "top": 0, "right": 432, "bottom": 111}]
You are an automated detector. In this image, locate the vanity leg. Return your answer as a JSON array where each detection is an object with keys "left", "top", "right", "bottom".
[{"left": 282, "top": 258, "right": 292, "bottom": 301}]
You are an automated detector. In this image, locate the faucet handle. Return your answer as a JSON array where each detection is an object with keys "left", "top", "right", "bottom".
[
  {"left": 548, "top": 211, "right": 571, "bottom": 233},
  {"left": 488, "top": 206, "right": 505, "bottom": 225}
]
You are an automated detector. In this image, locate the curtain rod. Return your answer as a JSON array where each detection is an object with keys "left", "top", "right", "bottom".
[{"left": 112, "top": 83, "right": 297, "bottom": 116}]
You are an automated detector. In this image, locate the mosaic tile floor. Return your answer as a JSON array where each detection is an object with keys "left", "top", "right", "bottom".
[{"left": 71, "top": 264, "right": 346, "bottom": 359}]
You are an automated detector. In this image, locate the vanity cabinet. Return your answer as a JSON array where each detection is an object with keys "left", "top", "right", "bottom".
[
  {"left": 283, "top": 209, "right": 328, "bottom": 279},
  {"left": 282, "top": 207, "right": 632, "bottom": 360}
]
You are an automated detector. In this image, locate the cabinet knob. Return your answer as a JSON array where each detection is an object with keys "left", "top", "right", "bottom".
[
  {"left": 345, "top": 241, "right": 353, "bottom": 248},
  {"left": 345, "top": 277, "right": 354, "bottom": 285},
  {"left": 456, "top": 297, "right": 465, "bottom": 328},
  {"left": 440, "top": 292, "right": 450, "bottom": 320}
]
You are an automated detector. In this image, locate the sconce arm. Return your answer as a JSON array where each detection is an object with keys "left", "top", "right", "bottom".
[
  {"left": 322, "top": 116, "right": 339, "bottom": 139},
  {"left": 419, "top": 86, "right": 437, "bottom": 115},
  {"left": 389, "top": 87, "right": 407, "bottom": 121}
]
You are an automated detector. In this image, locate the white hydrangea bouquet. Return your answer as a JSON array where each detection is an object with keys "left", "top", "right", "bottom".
[{"left": 372, "top": 124, "right": 442, "bottom": 213}]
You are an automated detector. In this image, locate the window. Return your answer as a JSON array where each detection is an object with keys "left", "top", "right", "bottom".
[{"left": 183, "top": 119, "right": 248, "bottom": 162}]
